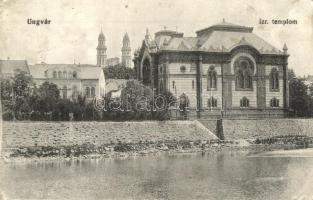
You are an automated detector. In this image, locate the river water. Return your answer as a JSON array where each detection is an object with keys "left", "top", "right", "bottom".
[{"left": 1, "top": 150, "right": 313, "bottom": 200}]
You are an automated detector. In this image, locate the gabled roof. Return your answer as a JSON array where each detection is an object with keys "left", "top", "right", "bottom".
[
  {"left": 0, "top": 60, "right": 30, "bottom": 75},
  {"left": 105, "top": 79, "right": 128, "bottom": 93}
]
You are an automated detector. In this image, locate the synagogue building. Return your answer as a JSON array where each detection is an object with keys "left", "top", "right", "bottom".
[{"left": 134, "top": 21, "right": 289, "bottom": 118}]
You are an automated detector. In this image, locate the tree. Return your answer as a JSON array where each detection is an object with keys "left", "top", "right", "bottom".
[
  {"left": 98, "top": 80, "right": 177, "bottom": 121},
  {"left": 37, "top": 82, "right": 60, "bottom": 117},
  {"left": 0, "top": 78, "right": 14, "bottom": 120},
  {"left": 288, "top": 69, "right": 296, "bottom": 81},
  {"left": 103, "top": 64, "right": 135, "bottom": 79},
  {"left": 1, "top": 71, "right": 33, "bottom": 120},
  {"left": 56, "top": 99, "right": 73, "bottom": 121},
  {"left": 153, "top": 91, "right": 176, "bottom": 120},
  {"left": 289, "top": 76, "right": 310, "bottom": 117},
  {"left": 120, "top": 80, "right": 153, "bottom": 116}
]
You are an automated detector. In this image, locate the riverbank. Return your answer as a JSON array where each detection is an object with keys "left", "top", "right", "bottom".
[
  {"left": 2, "top": 121, "right": 313, "bottom": 163},
  {"left": 3, "top": 135, "right": 313, "bottom": 163}
]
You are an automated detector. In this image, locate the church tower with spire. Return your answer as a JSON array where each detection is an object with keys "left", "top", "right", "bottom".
[
  {"left": 97, "top": 30, "right": 107, "bottom": 68},
  {"left": 121, "top": 32, "right": 131, "bottom": 68}
]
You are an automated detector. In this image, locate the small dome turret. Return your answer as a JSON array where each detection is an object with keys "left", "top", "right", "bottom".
[
  {"left": 98, "top": 31, "right": 105, "bottom": 41},
  {"left": 123, "top": 32, "right": 130, "bottom": 43}
]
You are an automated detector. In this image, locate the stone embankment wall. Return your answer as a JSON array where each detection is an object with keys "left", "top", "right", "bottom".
[
  {"left": 3, "top": 119, "right": 313, "bottom": 149},
  {"left": 1, "top": 121, "right": 217, "bottom": 148},
  {"left": 200, "top": 119, "right": 313, "bottom": 140}
]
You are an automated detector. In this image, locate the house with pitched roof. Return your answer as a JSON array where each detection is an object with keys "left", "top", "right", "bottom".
[
  {"left": 134, "top": 21, "right": 289, "bottom": 118},
  {"left": 0, "top": 59, "right": 30, "bottom": 79},
  {"left": 28, "top": 63, "right": 106, "bottom": 100}
]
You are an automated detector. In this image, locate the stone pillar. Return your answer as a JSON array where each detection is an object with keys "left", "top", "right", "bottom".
[
  {"left": 139, "top": 59, "right": 143, "bottom": 81},
  {"left": 196, "top": 54, "right": 203, "bottom": 117},
  {"left": 257, "top": 64, "right": 266, "bottom": 109},
  {"left": 283, "top": 58, "right": 289, "bottom": 114},
  {"left": 165, "top": 55, "right": 170, "bottom": 91},
  {"left": 282, "top": 44, "right": 289, "bottom": 116},
  {"left": 151, "top": 56, "right": 155, "bottom": 89},
  {"left": 222, "top": 63, "right": 233, "bottom": 112},
  {"left": 216, "top": 118, "right": 225, "bottom": 140}
]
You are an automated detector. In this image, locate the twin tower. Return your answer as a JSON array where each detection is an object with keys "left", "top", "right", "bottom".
[{"left": 96, "top": 30, "right": 131, "bottom": 68}]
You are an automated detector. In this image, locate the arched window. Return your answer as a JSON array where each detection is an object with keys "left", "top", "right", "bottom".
[
  {"left": 207, "top": 66, "right": 217, "bottom": 90},
  {"left": 63, "top": 71, "right": 67, "bottom": 78},
  {"left": 58, "top": 71, "right": 62, "bottom": 78},
  {"left": 207, "top": 97, "right": 217, "bottom": 108},
  {"left": 85, "top": 87, "right": 90, "bottom": 98},
  {"left": 270, "top": 98, "right": 279, "bottom": 107},
  {"left": 234, "top": 57, "right": 254, "bottom": 90},
  {"left": 91, "top": 87, "right": 95, "bottom": 97},
  {"left": 236, "top": 70, "right": 244, "bottom": 89},
  {"left": 53, "top": 71, "right": 57, "bottom": 78},
  {"left": 244, "top": 71, "right": 252, "bottom": 88},
  {"left": 270, "top": 68, "right": 279, "bottom": 90},
  {"left": 192, "top": 80, "right": 195, "bottom": 90},
  {"left": 142, "top": 59, "right": 151, "bottom": 85},
  {"left": 240, "top": 97, "right": 249, "bottom": 108},
  {"left": 62, "top": 86, "right": 67, "bottom": 99},
  {"left": 73, "top": 71, "right": 77, "bottom": 79},
  {"left": 172, "top": 81, "right": 175, "bottom": 89}
]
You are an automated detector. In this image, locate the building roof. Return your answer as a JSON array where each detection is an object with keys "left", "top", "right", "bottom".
[
  {"left": 28, "top": 63, "right": 101, "bottom": 79},
  {"left": 196, "top": 21, "right": 253, "bottom": 36},
  {"left": 106, "top": 79, "right": 128, "bottom": 93},
  {"left": 150, "top": 21, "right": 283, "bottom": 55},
  {"left": 0, "top": 60, "right": 30, "bottom": 75}
]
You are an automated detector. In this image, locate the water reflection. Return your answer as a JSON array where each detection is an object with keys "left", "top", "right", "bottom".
[{"left": 1, "top": 151, "right": 313, "bottom": 200}]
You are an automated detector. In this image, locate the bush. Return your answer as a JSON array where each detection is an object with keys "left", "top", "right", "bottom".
[
  {"left": 2, "top": 111, "right": 14, "bottom": 121},
  {"left": 114, "top": 144, "right": 134, "bottom": 152}
]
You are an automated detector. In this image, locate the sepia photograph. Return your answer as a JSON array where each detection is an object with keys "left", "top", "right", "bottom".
[{"left": 0, "top": 0, "right": 313, "bottom": 199}]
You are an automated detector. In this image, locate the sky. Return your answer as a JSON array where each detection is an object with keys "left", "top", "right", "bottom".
[{"left": 0, "top": 0, "right": 312, "bottom": 76}]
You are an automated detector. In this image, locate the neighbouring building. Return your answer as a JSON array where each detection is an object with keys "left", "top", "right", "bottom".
[
  {"left": 28, "top": 63, "right": 106, "bottom": 100},
  {"left": 0, "top": 59, "right": 30, "bottom": 79},
  {"left": 134, "top": 21, "right": 289, "bottom": 118},
  {"left": 1, "top": 30, "right": 132, "bottom": 101},
  {"left": 105, "top": 79, "right": 128, "bottom": 98},
  {"left": 107, "top": 57, "right": 120, "bottom": 67}
]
